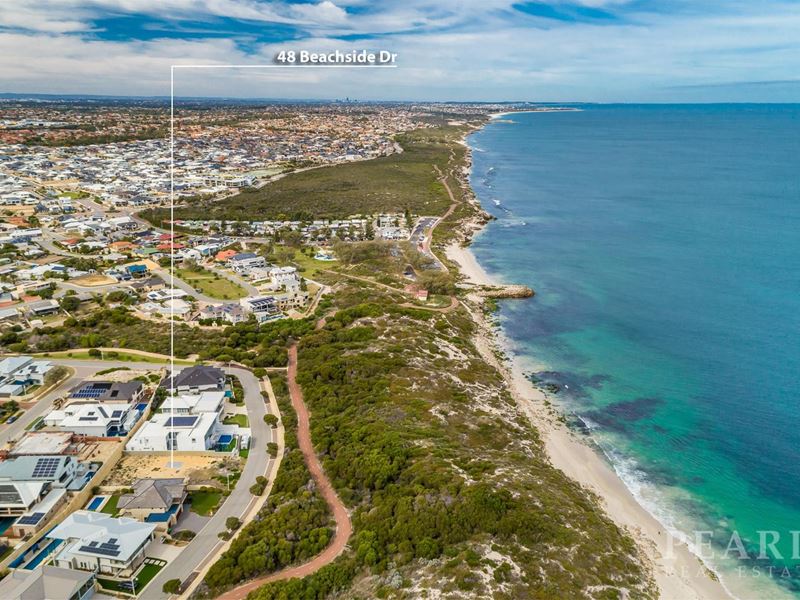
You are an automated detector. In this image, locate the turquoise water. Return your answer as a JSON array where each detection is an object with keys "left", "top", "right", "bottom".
[{"left": 469, "top": 105, "right": 800, "bottom": 598}]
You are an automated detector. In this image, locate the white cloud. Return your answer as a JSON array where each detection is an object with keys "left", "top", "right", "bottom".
[{"left": 0, "top": 0, "right": 798, "bottom": 101}]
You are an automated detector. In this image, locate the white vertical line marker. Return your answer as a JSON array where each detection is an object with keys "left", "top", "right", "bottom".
[
  {"left": 170, "top": 65, "right": 175, "bottom": 470},
  {"left": 165, "top": 63, "right": 394, "bottom": 470}
]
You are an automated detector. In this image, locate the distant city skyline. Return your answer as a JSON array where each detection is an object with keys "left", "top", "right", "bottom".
[{"left": 1, "top": 0, "right": 799, "bottom": 102}]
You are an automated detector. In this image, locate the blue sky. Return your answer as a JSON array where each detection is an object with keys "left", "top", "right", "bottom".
[{"left": 0, "top": 0, "right": 798, "bottom": 101}]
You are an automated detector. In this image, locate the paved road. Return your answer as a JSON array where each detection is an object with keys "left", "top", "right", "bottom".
[
  {"left": 0, "top": 359, "right": 274, "bottom": 599},
  {"left": 0, "top": 360, "right": 137, "bottom": 446},
  {"left": 217, "top": 345, "right": 351, "bottom": 600},
  {"left": 145, "top": 366, "right": 274, "bottom": 599}
]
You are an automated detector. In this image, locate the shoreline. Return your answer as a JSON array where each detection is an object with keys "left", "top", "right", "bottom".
[{"left": 447, "top": 123, "right": 733, "bottom": 600}]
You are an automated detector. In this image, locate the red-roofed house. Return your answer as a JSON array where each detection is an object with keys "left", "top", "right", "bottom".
[{"left": 215, "top": 249, "right": 237, "bottom": 262}]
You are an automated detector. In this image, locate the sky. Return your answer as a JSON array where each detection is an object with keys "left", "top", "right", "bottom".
[{"left": 0, "top": 0, "right": 799, "bottom": 102}]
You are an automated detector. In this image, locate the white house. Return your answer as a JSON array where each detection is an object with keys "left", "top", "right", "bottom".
[
  {"left": 269, "top": 266, "right": 300, "bottom": 289},
  {"left": 227, "top": 252, "right": 266, "bottom": 274},
  {"left": 44, "top": 403, "right": 138, "bottom": 437},
  {"left": 0, "top": 356, "right": 54, "bottom": 397},
  {"left": 48, "top": 511, "right": 156, "bottom": 578},
  {"left": 155, "top": 391, "right": 224, "bottom": 415},
  {"left": 126, "top": 412, "right": 221, "bottom": 452}
]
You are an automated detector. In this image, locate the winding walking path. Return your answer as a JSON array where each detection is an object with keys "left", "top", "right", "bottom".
[{"left": 217, "top": 344, "right": 352, "bottom": 600}]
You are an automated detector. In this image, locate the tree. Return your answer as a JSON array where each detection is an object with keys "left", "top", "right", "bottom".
[
  {"left": 59, "top": 295, "right": 80, "bottom": 312},
  {"left": 87, "top": 348, "right": 101, "bottom": 358},
  {"left": 267, "top": 442, "right": 278, "bottom": 457},
  {"left": 263, "top": 414, "right": 279, "bottom": 428},
  {"left": 162, "top": 579, "right": 181, "bottom": 594},
  {"left": 226, "top": 517, "right": 241, "bottom": 531},
  {"left": 44, "top": 365, "right": 69, "bottom": 387}
]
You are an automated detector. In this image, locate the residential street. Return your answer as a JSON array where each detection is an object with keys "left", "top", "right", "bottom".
[
  {"left": 0, "top": 359, "right": 276, "bottom": 600},
  {"left": 145, "top": 366, "right": 275, "bottom": 598}
]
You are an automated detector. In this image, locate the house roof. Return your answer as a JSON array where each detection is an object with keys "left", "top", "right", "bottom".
[
  {"left": 49, "top": 510, "right": 156, "bottom": 563},
  {"left": 0, "top": 565, "right": 94, "bottom": 600},
  {"left": 68, "top": 380, "right": 143, "bottom": 402},
  {"left": 117, "top": 478, "right": 185, "bottom": 511},
  {"left": 162, "top": 365, "right": 224, "bottom": 391}
]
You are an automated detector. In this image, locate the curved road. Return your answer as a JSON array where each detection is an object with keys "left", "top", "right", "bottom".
[
  {"left": 217, "top": 344, "right": 352, "bottom": 600},
  {"left": 146, "top": 365, "right": 275, "bottom": 599},
  {"left": 0, "top": 358, "right": 276, "bottom": 599}
]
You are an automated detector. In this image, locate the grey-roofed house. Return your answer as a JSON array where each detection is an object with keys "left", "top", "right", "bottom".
[
  {"left": 117, "top": 478, "right": 186, "bottom": 530},
  {"left": 0, "top": 565, "right": 96, "bottom": 600},
  {"left": 161, "top": 365, "right": 225, "bottom": 394},
  {"left": 68, "top": 380, "right": 145, "bottom": 404}
]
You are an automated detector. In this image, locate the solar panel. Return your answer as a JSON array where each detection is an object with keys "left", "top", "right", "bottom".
[
  {"left": 166, "top": 416, "right": 197, "bottom": 427},
  {"left": 111, "top": 410, "right": 123, "bottom": 418},
  {"left": 16, "top": 512, "right": 44, "bottom": 525},
  {"left": 31, "top": 457, "right": 61, "bottom": 478},
  {"left": 78, "top": 544, "right": 120, "bottom": 557},
  {"left": 79, "top": 417, "right": 98, "bottom": 421}
]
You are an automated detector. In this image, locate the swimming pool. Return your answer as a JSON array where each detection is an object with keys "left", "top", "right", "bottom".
[
  {"left": 23, "top": 538, "right": 61, "bottom": 570},
  {"left": 86, "top": 496, "right": 106, "bottom": 511}
]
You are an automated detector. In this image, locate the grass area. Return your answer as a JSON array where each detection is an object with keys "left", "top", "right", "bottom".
[
  {"left": 101, "top": 494, "right": 120, "bottom": 515},
  {"left": 175, "top": 266, "right": 246, "bottom": 300},
  {"left": 0, "top": 544, "right": 14, "bottom": 561},
  {"left": 24, "top": 416, "right": 44, "bottom": 431},
  {"left": 288, "top": 249, "right": 328, "bottom": 278},
  {"left": 238, "top": 448, "right": 249, "bottom": 459},
  {"left": 187, "top": 490, "right": 221, "bottom": 516},
  {"left": 38, "top": 350, "right": 193, "bottom": 364},
  {"left": 222, "top": 414, "right": 249, "bottom": 427},
  {"left": 98, "top": 560, "right": 165, "bottom": 595},
  {"left": 142, "top": 126, "right": 471, "bottom": 223}
]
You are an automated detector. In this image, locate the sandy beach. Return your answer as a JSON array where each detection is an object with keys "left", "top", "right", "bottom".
[{"left": 448, "top": 239, "right": 732, "bottom": 600}]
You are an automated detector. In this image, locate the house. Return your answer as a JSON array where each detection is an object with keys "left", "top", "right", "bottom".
[
  {"left": 24, "top": 298, "right": 60, "bottom": 318},
  {"left": 155, "top": 391, "right": 224, "bottom": 415},
  {"left": 0, "top": 565, "right": 96, "bottom": 600},
  {"left": 198, "top": 302, "right": 248, "bottom": 324},
  {"left": 146, "top": 288, "right": 187, "bottom": 302},
  {"left": 108, "top": 241, "right": 135, "bottom": 253},
  {"left": 227, "top": 252, "right": 266, "bottom": 274},
  {"left": 161, "top": 365, "right": 225, "bottom": 394},
  {"left": 48, "top": 511, "right": 156, "bottom": 578},
  {"left": 44, "top": 403, "right": 138, "bottom": 437},
  {"left": 269, "top": 266, "right": 299, "bottom": 288},
  {"left": 214, "top": 249, "right": 237, "bottom": 263},
  {"left": 117, "top": 478, "right": 186, "bottom": 530},
  {"left": 68, "top": 380, "right": 145, "bottom": 404},
  {"left": 126, "top": 412, "right": 221, "bottom": 452},
  {"left": 124, "top": 263, "right": 149, "bottom": 279},
  {"left": 11, "top": 488, "right": 68, "bottom": 537},
  {"left": 240, "top": 295, "right": 280, "bottom": 322},
  {"left": 8, "top": 431, "right": 77, "bottom": 457},
  {"left": 0, "top": 455, "right": 80, "bottom": 516},
  {"left": 128, "top": 275, "right": 164, "bottom": 293},
  {"left": 0, "top": 356, "right": 54, "bottom": 397}
]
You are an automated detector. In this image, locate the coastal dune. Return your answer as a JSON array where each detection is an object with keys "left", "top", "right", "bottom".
[{"left": 447, "top": 241, "right": 732, "bottom": 600}]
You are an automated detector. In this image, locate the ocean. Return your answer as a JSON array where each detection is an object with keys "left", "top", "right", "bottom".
[{"left": 468, "top": 104, "right": 800, "bottom": 599}]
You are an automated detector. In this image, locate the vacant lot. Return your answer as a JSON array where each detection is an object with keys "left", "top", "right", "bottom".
[
  {"left": 175, "top": 266, "right": 246, "bottom": 300},
  {"left": 142, "top": 126, "right": 470, "bottom": 222},
  {"left": 71, "top": 274, "right": 117, "bottom": 286},
  {"left": 104, "top": 454, "right": 220, "bottom": 485}
]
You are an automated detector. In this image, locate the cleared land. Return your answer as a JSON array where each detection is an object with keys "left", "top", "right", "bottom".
[
  {"left": 175, "top": 266, "right": 246, "bottom": 300},
  {"left": 104, "top": 454, "right": 222, "bottom": 485},
  {"left": 141, "top": 126, "right": 470, "bottom": 223}
]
